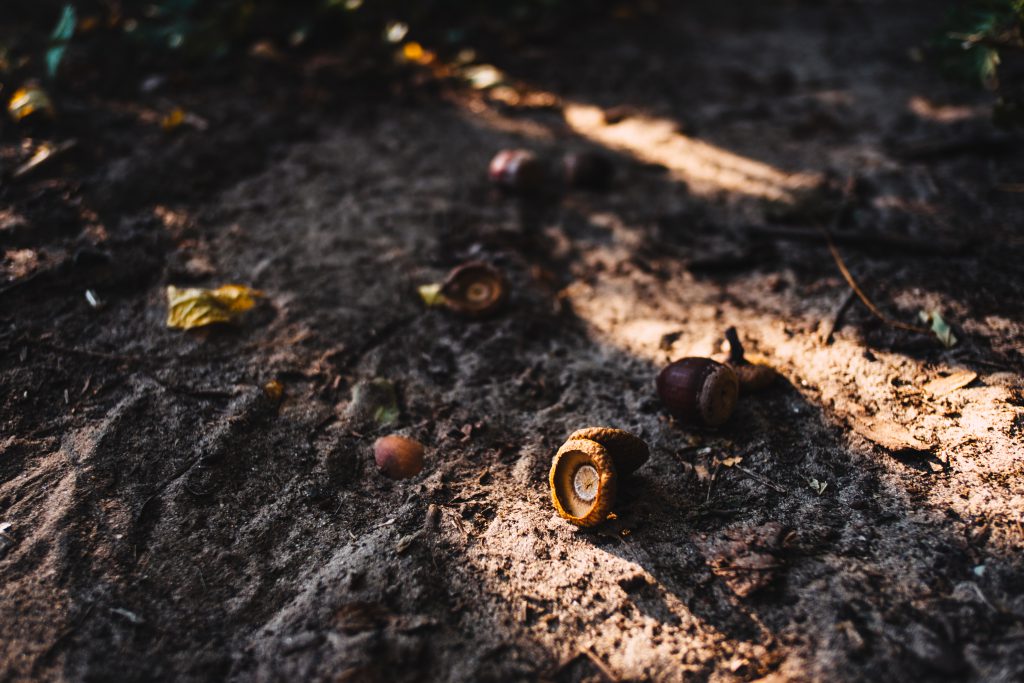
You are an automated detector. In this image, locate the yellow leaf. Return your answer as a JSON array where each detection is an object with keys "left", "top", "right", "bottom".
[
  {"left": 9, "top": 86, "right": 55, "bottom": 122},
  {"left": 161, "top": 107, "right": 186, "bottom": 131},
  {"left": 166, "top": 284, "right": 262, "bottom": 330},
  {"left": 417, "top": 283, "right": 446, "bottom": 307}
]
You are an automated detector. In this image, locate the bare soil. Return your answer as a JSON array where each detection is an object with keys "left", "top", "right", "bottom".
[{"left": 2, "top": 2, "right": 1023, "bottom": 681}]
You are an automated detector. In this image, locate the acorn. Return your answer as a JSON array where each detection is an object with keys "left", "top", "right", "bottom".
[
  {"left": 373, "top": 435, "right": 424, "bottom": 480},
  {"left": 439, "top": 261, "right": 506, "bottom": 317},
  {"left": 656, "top": 358, "right": 739, "bottom": 427},
  {"left": 562, "top": 151, "right": 614, "bottom": 191},
  {"left": 723, "top": 327, "right": 779, "bottom": 393},
  {"left": 488, "top": 149, "right": 545, "bottom": 193},
  {"left": 550, "top": 427, "right": 649, "bottom": 527}
]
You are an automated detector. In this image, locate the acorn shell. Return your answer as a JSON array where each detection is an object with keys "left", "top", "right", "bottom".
[
  {"left": 373, "top": 435, "right": 424, "bottom": 480},
  {"left": 567, "top": 427, "right": 648, "bottom": 477},
  {"left": 656, "top": 357, "right": 739, "bottom": 427},
  {"left": 488, "top": 149, "right": 545, "bottom": 193},
  {"left": 549, "top": 438, "right": 617, "bottom": 527},
  {"left": 440, "top": 261, "right": 506, "bottom": 317}
]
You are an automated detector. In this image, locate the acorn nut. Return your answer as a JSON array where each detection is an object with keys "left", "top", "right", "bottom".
[
  {"left": 562, "top": 151, "right": 614, "bottom": 191},
  {"left": 488, "top": 149, "right": 545, "bottom": 193},
  {"left": 440, "top": 261, "right": 506, "bottom": 317},
  {"left": 374, "top": 435, "right": 424, "bottom": 480},
  {"left": 656, "top": 357, "right": 739, "bottom": 427},
  {"left": 550, "top": 427, "right": 649, "bottom": 527}
]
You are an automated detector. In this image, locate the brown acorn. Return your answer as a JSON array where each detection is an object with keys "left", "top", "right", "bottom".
[
  {"left": 488, "top": 149, "right": 545, "bottom": 193},
  {"left": 440, "top": 261, "right": 506, "bottom": 317},
  {"left": 373, "top": 435, "right": 424, "bottom": 480},
  {"left": 723, "top": 326, "right": 779, "bottom": 393},
  {"left": 562, "top": 151, "right": 614, "bottom": 191},
  {"left": 550, "top": 427, "right": 649, "bottom": 527},
  {"left": 656, "top": 357, "right": 739, "bottom": 427}
]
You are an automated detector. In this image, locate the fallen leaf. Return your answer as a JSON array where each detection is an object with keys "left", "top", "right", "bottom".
[
  {"left": 704, "top": 521, "right": 787, "bottom": 598},
  {"left": 46, "top": 5, "right": 76, "bottom": 78},
  {"left": 919, "top": 310, "right": 957, "bottom": 348},
  {"left": 850, "top": 416, "right": 932, "bottom": 454},
  {"left": 808, "top": 478, "right": 828, "bottom": 495},
  {"left": 417, "top": 283, "right": 446, "bottom": 307},
  {"left": 9, "top": 86, "right": 55, "bottom": 121},
  {"left": 924, "top": 370, "right": 977, "bottom": 397},
  {"left": 165, "top": 284, "right": 262, "bottom": 330}
]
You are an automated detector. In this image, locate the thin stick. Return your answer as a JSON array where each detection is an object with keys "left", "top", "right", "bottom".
[
  {"left": 733, "top": 465, "right": 787, "bottom": 494},
  {"left": 584, "top": 647, "right": 620, "bottom": 683},
  {"left": 819, "top": 179, "right": 930, "bottom": 336}
]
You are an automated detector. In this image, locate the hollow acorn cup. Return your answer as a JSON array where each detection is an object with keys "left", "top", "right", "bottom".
[
  {"left": 656, "top": 357, "right": 739, "bottom": 427},
  {"left": 374, "top": 435, "right": 424, "bottom": 480},
  {"left": 440, "top": 261, "right": 506, "bottom": 317},
  {"left": 488, "top": 149, "right": 545, "bottom": 193},
  {"left": 550, "top": 427, "right": 649, "bottom": 527}
]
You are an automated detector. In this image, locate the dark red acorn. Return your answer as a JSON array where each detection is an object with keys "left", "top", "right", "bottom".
[
  {"left": 488, "top": 149, "right": 545, "bottom": 193},
  {"left": 656, "top": 357, "right": 739, "bottom": 427},
  {"left": 562, "top": 151, "right": 614, "bottom": 191}
]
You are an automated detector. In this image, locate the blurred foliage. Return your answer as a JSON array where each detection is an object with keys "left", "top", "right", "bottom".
[
  {"left": 940, "top": 0, "right": 1024, "bottom": 125},
  {"left": 2, "top": 0, "right": 615, "bottom": 83}
]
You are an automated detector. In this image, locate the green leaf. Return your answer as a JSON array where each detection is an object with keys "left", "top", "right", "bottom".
[
  {"left": 46, "top": 5, "right": 76, "bottom": 79},
  {"left": 919, "top": 310, "right": 958, "bottom": 348}
]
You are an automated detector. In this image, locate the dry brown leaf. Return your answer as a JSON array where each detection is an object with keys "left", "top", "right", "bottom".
[
  {"left": 924, "top": 370, "right": 977, "bottom": 397},
  {"left": 850, "top": 416, "right": 932, "bottom": 454},
  {"left": 166, "top": 284, "right": 262, "bottom": 330}
]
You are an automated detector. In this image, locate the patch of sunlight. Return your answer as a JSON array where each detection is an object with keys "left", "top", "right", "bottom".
[{"left": 563, "top": 103, "right": 819, "bottom": 201}]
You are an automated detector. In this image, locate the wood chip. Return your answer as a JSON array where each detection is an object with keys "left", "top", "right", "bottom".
[{"left": 924, "top": 370, "right": 977, "bottom": 397}]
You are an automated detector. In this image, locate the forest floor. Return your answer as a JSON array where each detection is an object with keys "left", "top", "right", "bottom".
[{"left": 2, "top": 1, "right": 1023, "bottom": 681}]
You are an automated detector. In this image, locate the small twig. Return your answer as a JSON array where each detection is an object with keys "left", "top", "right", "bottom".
[
  {"left": 706, "top": 460, "right": 722, "bottom": 504},
  {"left": 744, "top": 224, "right": 967, "bottom": 255},
  {"left": 733, "top": 465, "right": 787, "bottom": 494},
  {"left": 823, "top": 290, "right": 856, "bottom": 344},
  {"left": 583, "top": 647, "right": 620, "bottom": 683},
  {"left": 819, "top": 178, "right": 931, "bottom": 337}
]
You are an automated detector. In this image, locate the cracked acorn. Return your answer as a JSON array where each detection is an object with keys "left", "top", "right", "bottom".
[
  {"left": 550, "top": 427, "right": 649, "bottom": 527},
  {"left": 418, "top": 261, "right": 506, "bottom": 317},
  {"left": 657, "top": 358, "right": 739, "bottom": 427}
]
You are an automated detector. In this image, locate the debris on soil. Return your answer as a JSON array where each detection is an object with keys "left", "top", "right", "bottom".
[
  {"left": 11, "top": 140, "right": 78, "bottom": 180},
  {"left": 924, "top": 370, "right": 978, "bottom": 397},
  {"left": 703, "top": 521, "right": 790, "bottom": 598},
  {"left": 165, "top": 284, "right": 263, "bottom": 329},
  {"left": 919, "top": 309, "right": 959, "bottom": 348},
  {"left": 374, "top": 435, "right": 425, "bottom": 480},
  {"left": 8, "top": 84, "right": 55, "bottom": 121},
  {"left": 346, "top": 379, "right": 400, "bottom": 426},
  {"left": 849, "top": 416, "right": 933, "bottom": 455}
]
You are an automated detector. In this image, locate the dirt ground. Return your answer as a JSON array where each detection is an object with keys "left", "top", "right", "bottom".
[{"left": 2, "top": 1, "right": 1024, "bottom": 681}]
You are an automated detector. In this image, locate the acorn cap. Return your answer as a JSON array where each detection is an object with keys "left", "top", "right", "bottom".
[
  {"left": 549, "top": 438, "right": 617, "bottom": 527},
  {"left": 440, "top": 261, "right": 506, "bottom": 317},
  {"left": 567, "top": 426, "right": 649, "bottom": 477}
]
